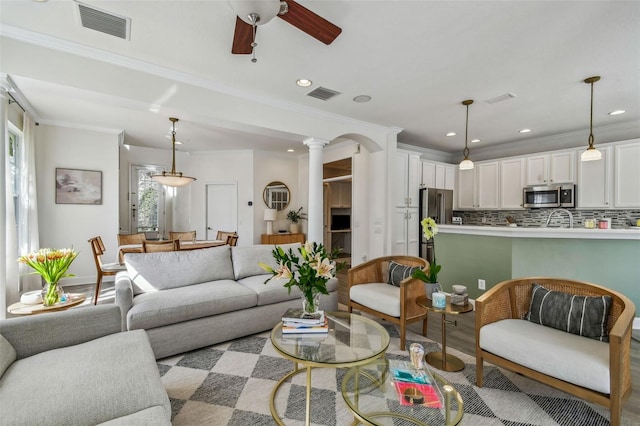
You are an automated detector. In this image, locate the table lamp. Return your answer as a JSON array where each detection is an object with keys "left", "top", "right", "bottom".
[{"left": 264, "top": 208, "right": 277, "bottom": 235}]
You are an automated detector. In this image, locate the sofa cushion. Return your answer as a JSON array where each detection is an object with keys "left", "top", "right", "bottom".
[
  {"left": 0, "top": 329, "right": 170, "bottom": 425},
  {"left": 237, "top": 275, "right": 338, "bottom": 306},
  {"left": 479, "top": 319, "right": 610, "bottom": 394},
  {"left": 388, "top": 261, "right": 420, "bottom": 287},
  {"left": 125, "top": 246, "right": 234, "bottom": 293},
  {"left": 524, "top": 283, "right": 612, "bottom": 342},
  {"left": 0, "top": 333, "right": 16, "bottom": 378},
  {"left": 350, "top": 283, "right": 401, "bottom": 317},
  {"left": 232, "top": 243, "right": 301, "bottom": 280},
  {"left": 127, "top": 280, "right": 258, "bottom": 330}
]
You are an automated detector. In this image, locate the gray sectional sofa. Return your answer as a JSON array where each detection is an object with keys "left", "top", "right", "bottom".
[
  {"left": 115, "top": 243, "right": 339, "bottom": 359},
  {"left": 0, "top": 305, "right": 171, "bottom": 425}
]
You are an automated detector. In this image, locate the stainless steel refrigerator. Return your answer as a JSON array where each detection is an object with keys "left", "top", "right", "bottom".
[{"left": 419, "top": 187, "right": 453, "bottom": 261}]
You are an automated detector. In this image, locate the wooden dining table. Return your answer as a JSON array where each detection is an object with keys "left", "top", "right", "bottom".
[{"left": 117, "top": 240, "right": 226, "bottom": 263}]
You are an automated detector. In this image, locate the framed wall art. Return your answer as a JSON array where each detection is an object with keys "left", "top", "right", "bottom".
[{"left": 55, "top": 168, "right": 102, "bottom": 205}]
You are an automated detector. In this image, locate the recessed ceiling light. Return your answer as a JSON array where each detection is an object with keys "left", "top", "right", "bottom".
[
  {"left": 296, "top": 79, "right": 312, "bottom": 87},
  {"left": 519, "top": 128, "right": 532, "bottom": 133},
  {"left": 471, "top": 139, "right": 480, "bottom": 143},
  {"left": 353, "top": 95, "right": 372, "bottom": 103},
  {"left": 609, "top": 110, "right": 626, "bottom": 116},
  {"left": 175, "top": 141, "right": 183, "bottom": 145},
  {"left": 446, "top": 132, "right": 456, "bottom": 137},
  {"left": 287, "top": 149, "right": 295, "bottom": 152}
]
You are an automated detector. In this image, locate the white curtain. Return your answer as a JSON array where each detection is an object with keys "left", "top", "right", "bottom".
[{"left": 18, "top": 113, "right": 40, "bottom": 293}]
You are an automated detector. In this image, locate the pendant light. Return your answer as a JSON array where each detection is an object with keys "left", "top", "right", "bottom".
[
  {"left": 151, "top": 117, "right": 196, "bottom": 187},
  {"left": 459, "top": 99, "right": 474, "bottom": 170},
  {"left": 581, "top": 76, "right": 602, "bottom": 162}
]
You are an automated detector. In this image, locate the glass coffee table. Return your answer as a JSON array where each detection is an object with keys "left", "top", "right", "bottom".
[
  {"left": 270, "top": 312, "right": 390, "bottom": 426},
  {"left": 342, "top": 359, "right": 464, "bottom": 425}
]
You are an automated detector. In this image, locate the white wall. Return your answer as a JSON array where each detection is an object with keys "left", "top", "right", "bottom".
[{"left": 36, "top": 125, "right": 120, "bottom": 285}]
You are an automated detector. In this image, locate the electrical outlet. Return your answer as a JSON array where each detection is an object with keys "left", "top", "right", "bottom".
[{"left": 478, "top": 279, "right": 486, "bottom": 290}]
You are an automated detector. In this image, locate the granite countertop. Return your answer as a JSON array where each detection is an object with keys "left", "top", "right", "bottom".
[{"left": 438, "top": 224, "right": 640, "bottom": 240}]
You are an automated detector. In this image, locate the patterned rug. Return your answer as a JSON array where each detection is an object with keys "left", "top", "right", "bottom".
[{"left": 157, "top": 318, "right": 619, "bottom": 426}]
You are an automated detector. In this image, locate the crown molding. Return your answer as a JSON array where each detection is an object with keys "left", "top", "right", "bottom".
[
  {"left": 1, "top": 25, "right": 395, "bottom": 137},
  {"left": 37, "top": 119, "right": 123, "bottom": 135}
]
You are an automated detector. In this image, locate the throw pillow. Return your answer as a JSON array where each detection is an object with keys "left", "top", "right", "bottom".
[
  {"left": 524, "top": 283, "right": 612, "bottom": 342},
  {"left": 0, "top": 333, "right": 17, "bottom": 378},
  {"left": 388, "top": 261, "right": 421, "bottom": 287}
]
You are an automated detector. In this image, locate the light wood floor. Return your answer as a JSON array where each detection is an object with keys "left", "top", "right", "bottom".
[{"left": 70, "top": 275, "right": 639, "bottom": 423}]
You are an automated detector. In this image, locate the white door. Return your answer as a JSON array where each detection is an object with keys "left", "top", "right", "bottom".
[
  {"left": 130, "top": 164, "right": 166, "bottom": 238},
  {"left": 206, "top": 183, "right": 238, "bottom": 241}
]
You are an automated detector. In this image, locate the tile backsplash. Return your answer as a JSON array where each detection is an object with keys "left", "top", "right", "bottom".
[{"left": 453, "top": 209, "right": 640, "bottom": 229}]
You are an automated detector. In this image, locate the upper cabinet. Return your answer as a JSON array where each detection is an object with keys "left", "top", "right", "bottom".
[
  {"left": 526, "top": 151, "right": 575, "bottom": 185},
  {"left": 456, "top": 168, "right": 476, "bottom": 209},
  {"left": 329, "top": 181, "right": 352, "bottom": 208},
  {"left": 394, "top": 152, "right": 420, "bottom": 208},
  {"left": 614, "top": 141, "right": 640, "bottom": 208},
  {"left": 500, "top": 158, "right": 526, "bottom": 209},
  {"left": 577, "top": 146, "right": 612, "bottom": 209},
  {"left": 456, "top": 161, "right": 500, "bottom": 210},
  {"left": 422, "top": 160, "right": 455, "bottom": 190}
]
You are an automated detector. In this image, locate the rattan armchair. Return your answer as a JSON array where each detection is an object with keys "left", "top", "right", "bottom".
[
  {"left": 169, "top": 231, "right": 196, "bottom": 242},
  {"left": 348, "top": 255, "right": 429, "bottom": 350},
  {"left": 216, "top": 230, "right": 237, "bottom": 243},
  {"left": 143, "top": 240, "right": 179, "bottom": 253},
  {"left": 116, "top": 233, "right": 145, "bottom": 246},
  {"left": 475, "top": 277, "right": 635, "bottom": 426}
]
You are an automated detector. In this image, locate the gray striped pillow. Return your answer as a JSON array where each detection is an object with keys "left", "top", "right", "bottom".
[
  {"left": 524, "top": 283, "right": 612, "bottom": 342},
  {"left": 388, "top": 261, "right": 420, "bottom": 287}
]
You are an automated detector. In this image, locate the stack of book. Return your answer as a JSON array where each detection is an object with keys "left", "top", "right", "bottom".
[
  {"left": 281, "top": 308, "right": 328, "bottom": 334},
  {"left": 390, "top": 361, "right": 443, "bottom": 408}
]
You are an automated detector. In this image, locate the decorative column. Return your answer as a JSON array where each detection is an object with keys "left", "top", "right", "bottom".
[{"left": 304, "top": 137, "right": 329, "bottom": 243}]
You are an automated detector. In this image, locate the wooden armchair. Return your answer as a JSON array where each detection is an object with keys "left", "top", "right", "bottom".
[
  {"left": 143, "top": 240, "right": 179, "bottom": 253},
  {"left": 348, "top": 256, "right": 429, "bottom": 350},
  {"left": 216, "top": 230, "right": 237, "bottom": 243},
  {"left": 226, "top": 234, "right": 239, "bottom": 246},
  {"left": 475, "top": 277, "right": 635, "bottom": 426},
  {"left": 169, "top": 231, "right": 196, "bottom": 242},
  {"left": 88, "top": 236, "right": 127, "bottom": 305}
]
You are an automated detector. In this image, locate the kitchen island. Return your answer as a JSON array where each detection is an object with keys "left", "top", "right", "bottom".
[{"left": 433, "top": 225, "right": 640, "bottom": 313}]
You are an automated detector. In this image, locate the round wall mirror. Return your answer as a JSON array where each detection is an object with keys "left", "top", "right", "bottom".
[{"left": 263, "top": 181, "right": 290, "bottom": 211}]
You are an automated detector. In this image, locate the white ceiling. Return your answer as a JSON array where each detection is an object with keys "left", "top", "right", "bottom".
[{"left": 1, "top": 0, "right": 639, "bottom": 156}]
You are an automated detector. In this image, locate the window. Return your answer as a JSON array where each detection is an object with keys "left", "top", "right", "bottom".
[
  {"left": 130, "top": 165, "right": 165, "bottom": 236},
  {"left": 8, "top": 127, "right": 21, "bottom": 231}
]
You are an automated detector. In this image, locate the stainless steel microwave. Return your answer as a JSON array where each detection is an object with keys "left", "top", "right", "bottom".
[{"left": 523, "top": 184, "right": 575, "bottom": 208}]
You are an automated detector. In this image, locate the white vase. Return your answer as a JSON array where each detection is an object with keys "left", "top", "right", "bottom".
[{"left": 290, "top": 223, "right": 299, "bottom": 234}]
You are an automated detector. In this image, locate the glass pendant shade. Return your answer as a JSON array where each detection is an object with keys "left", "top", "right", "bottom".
[
  {"left": 459, "top": 158, "right": 474, "bottom": 170},
  {"left": 228, "top": 0, "right": 280, "bottom": 25},
  {"left": 151, "top": 117, "right": 196, "bottom": 187},
  {"left": 581, "top": 146, "right": 602, "bottom": 161}
]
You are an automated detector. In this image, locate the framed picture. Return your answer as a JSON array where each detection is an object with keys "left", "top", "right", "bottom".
[{"left": 55, "top": 168, "right": 102, "bottom": 205}]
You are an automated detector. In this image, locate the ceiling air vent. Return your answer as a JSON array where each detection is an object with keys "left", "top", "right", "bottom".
[
  {"left": 307, "top": 87, "right": 341, "bottom": 101},
  {"left": 485, "top": 93, "right": 516, "bottom": 104},
  {"left": 76, "top": 1, "right": 131, "bottom": 40}
]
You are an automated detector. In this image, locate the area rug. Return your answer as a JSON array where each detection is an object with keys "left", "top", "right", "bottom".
[{"left": 157, "top": 319, "right": 618, "bottom": 426}]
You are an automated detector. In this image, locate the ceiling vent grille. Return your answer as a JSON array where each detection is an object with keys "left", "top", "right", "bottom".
[
  {"left": 76, "top": 1, "right": 131, "bottom": 40},
  {"left": 307, "top": 87, "right": 341, "bottom": 101},
  {"left": 485, "top": 93, "right": 516, "bottom": 104}
]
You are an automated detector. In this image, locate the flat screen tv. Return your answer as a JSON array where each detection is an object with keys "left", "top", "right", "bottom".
[{"left": 331, "top": 215, "right": 350, "bottom": 230}]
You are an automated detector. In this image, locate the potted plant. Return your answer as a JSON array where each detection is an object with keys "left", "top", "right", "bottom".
[
  {"left": 286, "top": 207, "right": 307, "bottom": 233},
  {"left": 412, "top": 217, "right": 442, "bottom": 299},
  {"left": 18, "top": 247, "right": 79, "bottom": 306}
]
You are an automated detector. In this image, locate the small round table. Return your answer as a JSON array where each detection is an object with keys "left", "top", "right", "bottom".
[
  {"left": 416, "top": 295, "right": 473, "bottom": 372},
  {"left": 7, "top": 293, "right": 86, "bottom": 315}
]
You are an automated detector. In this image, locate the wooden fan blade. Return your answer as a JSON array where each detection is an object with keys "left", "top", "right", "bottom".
[
  {"left": 278, "top": 0, "right": 342, "bottom": 45},
  {"left": 231, "top": 16, "right": 254, "bottom": 54}
]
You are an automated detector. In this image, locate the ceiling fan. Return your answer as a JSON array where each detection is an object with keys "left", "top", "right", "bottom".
[{"left": 229, "top": 0, "right": 341, "bottom": 59}]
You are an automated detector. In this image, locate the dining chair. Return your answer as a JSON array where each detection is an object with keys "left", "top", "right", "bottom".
[
  {"left": 117, "top": 233, "right": 145, "bottom": 246},
  {"left": 169, "top": 231, "right": 196, "bottom": 242},
  {"left": 143, "top": 240, "right": 179, "bottom": 253},
  {"left": 88, "top": 236, "right": 127, "bottom": 305},
  {"left": 216, "top": 230, "right": 237, "bottom": 243},
  {"left": 226, "top": 234, "right": 239, "bottom": 246}
]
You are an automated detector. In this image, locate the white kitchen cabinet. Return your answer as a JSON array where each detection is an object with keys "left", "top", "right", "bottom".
[
  {"left": 395, "top": 152, "right": 420, "bottom": 208},
  {"left": 391, "top": 207, "right": 419, "bottom": 256},
  {"left": 614, "top": 141, "right": 640, "bottom": 208},
  {"left": 456, "top": 167, "right": 476, "bottom": 209},
  {"left": 477, "top": 161, "right": 500, "bottom": 209},
  {"left": 422, "top": 161, "right": 455, "bottom": 190},
  {"left": 329, "top": 181, "right": 352, "bottom": 207},
  {"left": 577, "top": 146, "right": 612, "bottom": 208},
  {"left": 500, "top": 158, "right": 526, "bottom": 209},
  {"left": 526, "top": 151, "right": 575, "bottom": 185}
]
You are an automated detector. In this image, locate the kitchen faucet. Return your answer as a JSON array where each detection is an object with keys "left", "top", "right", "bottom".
[{"left": 544, "top": 208, "right": 573, "bottom": 228}]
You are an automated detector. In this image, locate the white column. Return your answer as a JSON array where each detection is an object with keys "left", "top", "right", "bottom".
[{"left": 304, "top": 137, "right": 329, "bottom": 243}]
